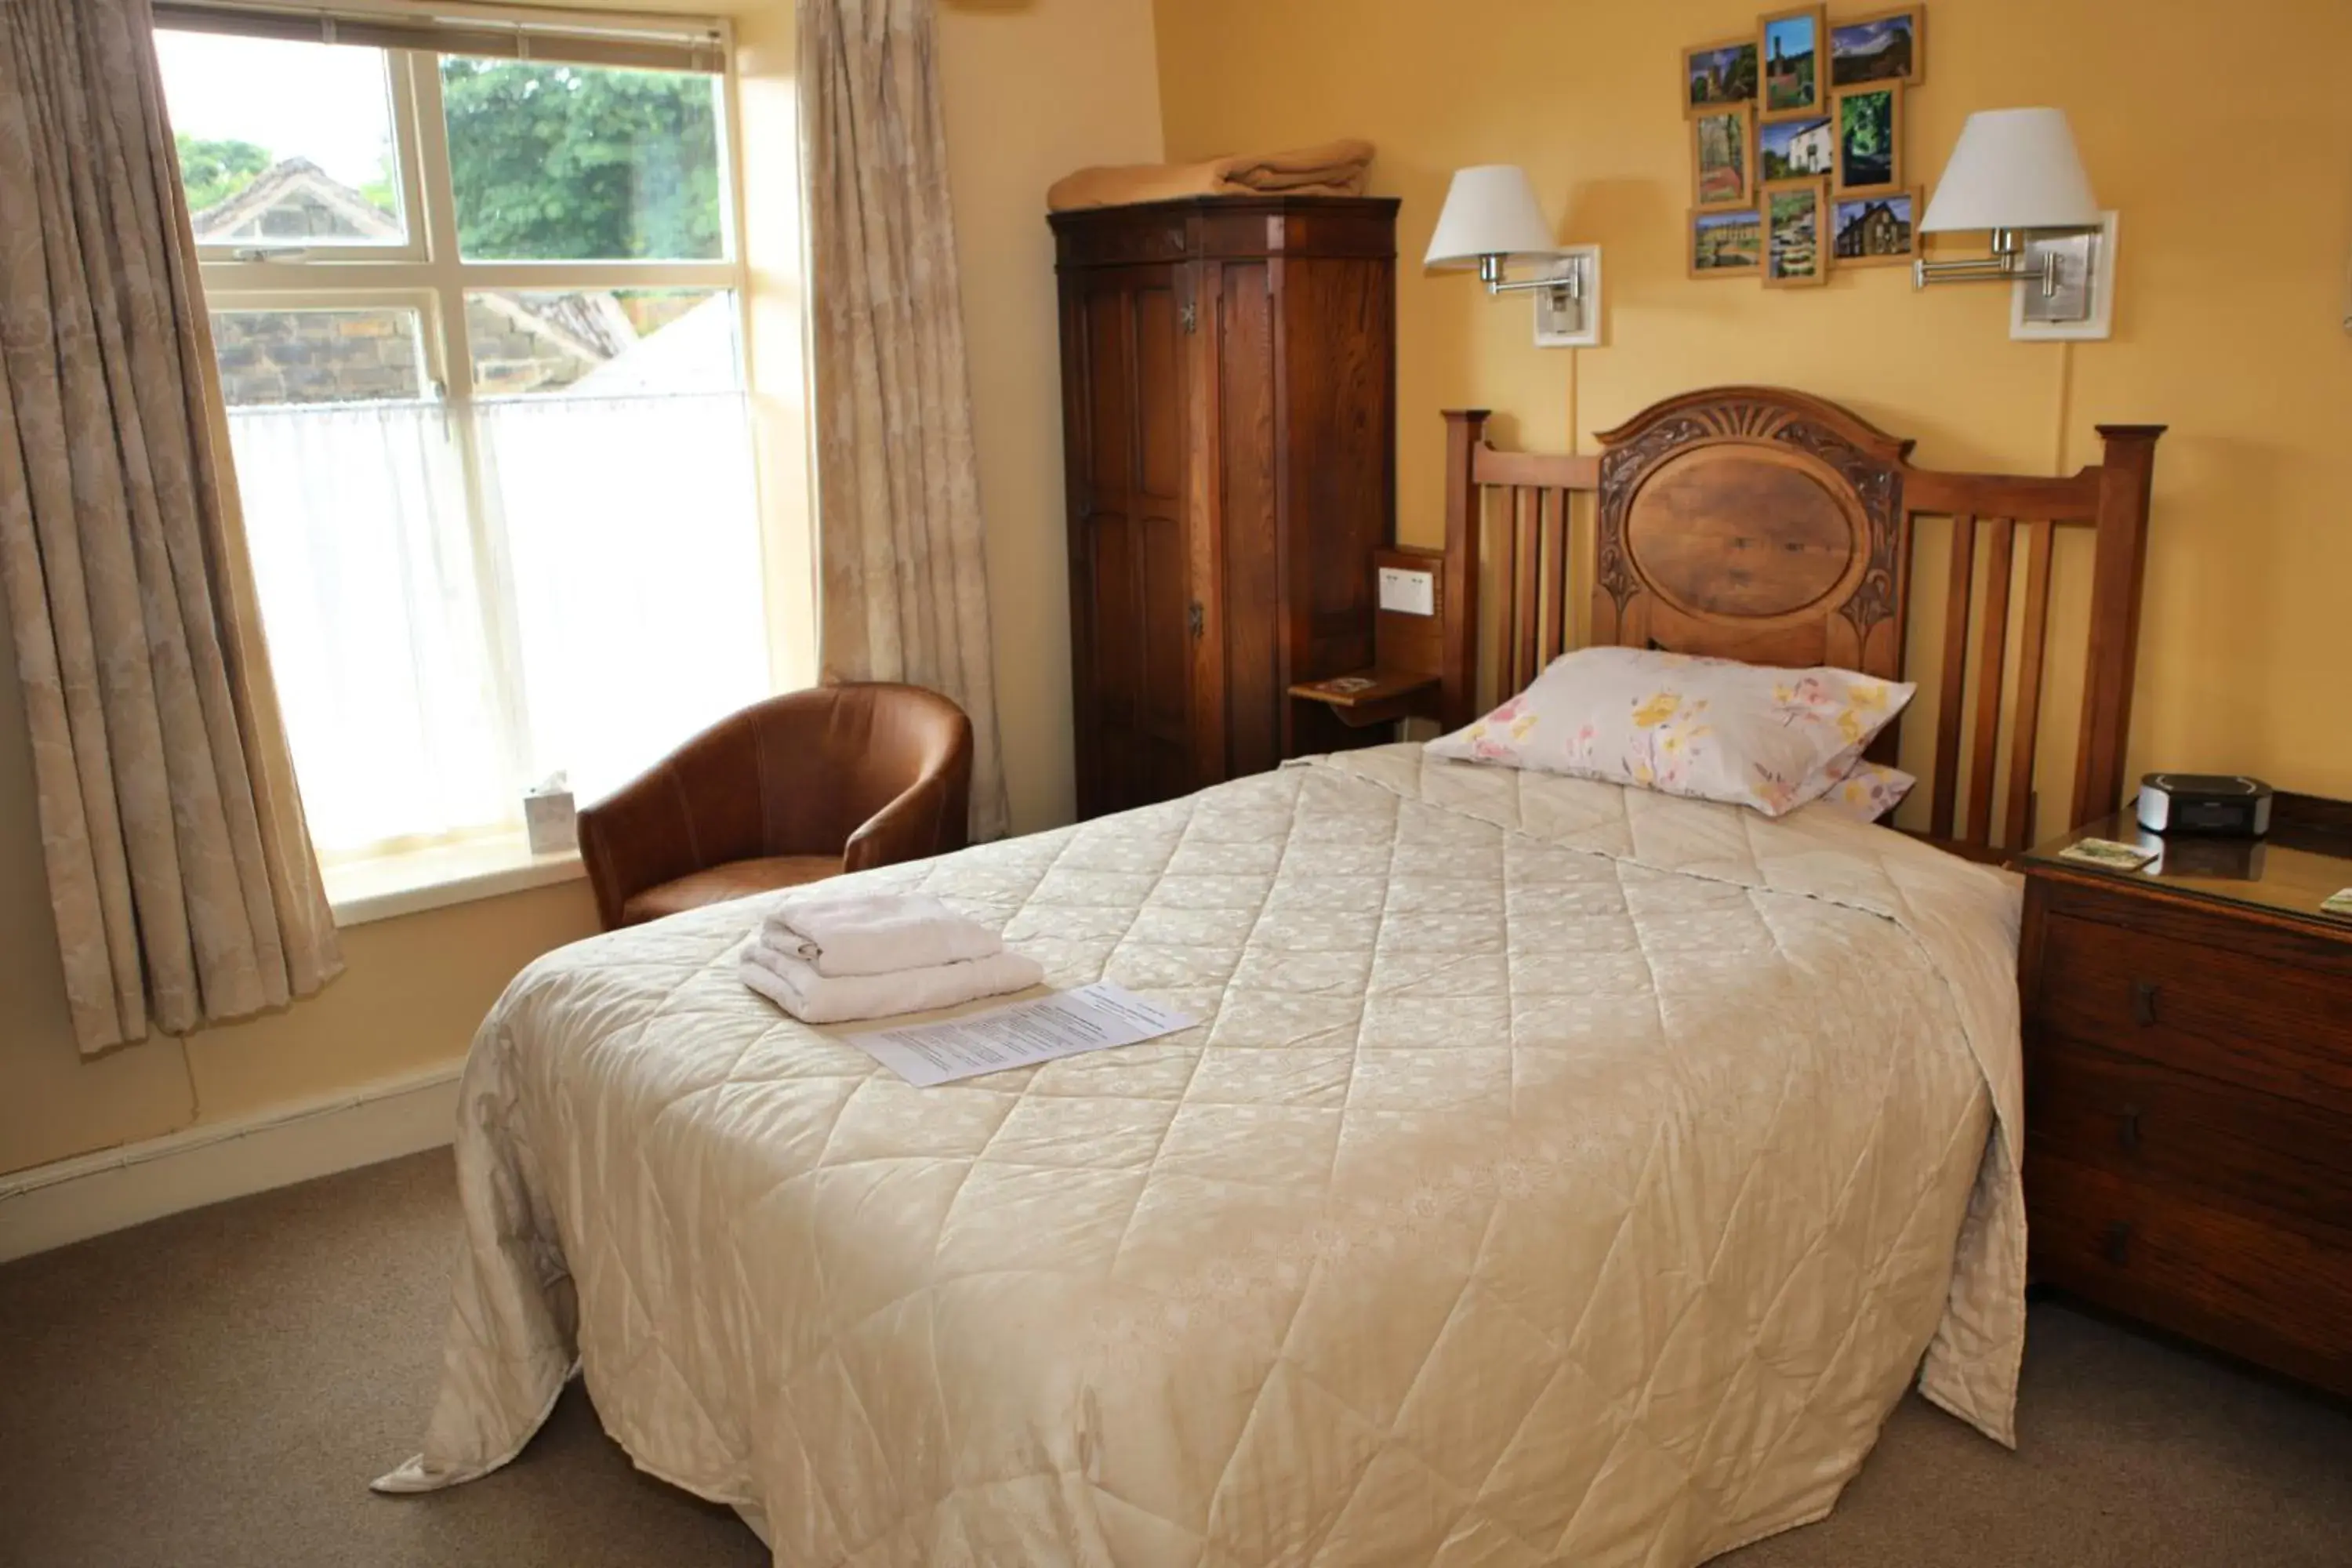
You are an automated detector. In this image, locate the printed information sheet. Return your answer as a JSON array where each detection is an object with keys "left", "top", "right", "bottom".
[{"left": 849, "top": 982, "right": 1196, "bottom": 1087}]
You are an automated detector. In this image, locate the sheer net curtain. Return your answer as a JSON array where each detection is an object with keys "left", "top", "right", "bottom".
[
  {"left": 228, "top": 402, "right": 505, "bottom": 854},
  {"left": 227, "top": 390, "right": 767, "bottom": 858},
  {"left": 478, "top": 390, "right": 769, "bottom": 811}
]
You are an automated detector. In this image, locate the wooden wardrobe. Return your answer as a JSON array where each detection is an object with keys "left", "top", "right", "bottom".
[{"left": 1051, "top": 195, "right": 1399, "bottom": 820}]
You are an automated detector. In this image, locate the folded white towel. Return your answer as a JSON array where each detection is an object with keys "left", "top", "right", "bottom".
[
  {"left": 739, "top": 939, "right": 1044, "bottom": 1025},
  {"left": 760, "top": 891, "right": 1003, "bottom": 978}
]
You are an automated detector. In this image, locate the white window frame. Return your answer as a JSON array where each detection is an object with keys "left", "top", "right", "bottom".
[{"left": 170, "top": 24, "right": 759, "bottom": 917}]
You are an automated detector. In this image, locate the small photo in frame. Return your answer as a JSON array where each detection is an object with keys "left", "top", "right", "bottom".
[
  {"left": 1763, "top": 180, "right": 1830, "bottom": 288},
  {"left": 1834, "top": 84, "right": 1903, "bottom": 194},
  {"left": 1759, "top": 5, "right": 1828, "bottom": 120},
  {"left": 1831, "top": 5, "right": 1925, "bottom": 89},
  {"left": 1684, "top": 36, "right": 1760, "bottom": 114},
  {"left": 1831, "top": 188, "right": 1919, "bottom": 267},
  {"left": 1691, "top": 103, "right": 1754, "bottom": 208},
  {"left": 1689, "top": 207, "right": 1763, "bottom": 278},
  {"left": 1758, "top": 114, "right": 1833, "bottom": 182}
]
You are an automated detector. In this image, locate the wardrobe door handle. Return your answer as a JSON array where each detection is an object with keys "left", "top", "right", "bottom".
[
  {"left": 2118, "top": 1103, "right": 2143, "bottom": 1152},
  {"left": 2102, "top": 1221, "right": 2133, "bottom": 1267},
  {"left": 2131, "top": 979, "right": 2160, "bottom": 1026}
]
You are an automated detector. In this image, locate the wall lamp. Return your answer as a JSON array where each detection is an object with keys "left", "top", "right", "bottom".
[
  {"left": 1425, "top": 165, "right": 1600, "bottom": 348},
  {"left": 1915, "top": 107, "right": 2117, "bottom": 340}
]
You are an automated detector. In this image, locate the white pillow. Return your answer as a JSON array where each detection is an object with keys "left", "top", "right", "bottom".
[
  {"left": 1811, "top": 761, "right": 1917, "bottom": 823},
  {"left": 1425, "top": 647, "right": 1915, "bottom": 817}
]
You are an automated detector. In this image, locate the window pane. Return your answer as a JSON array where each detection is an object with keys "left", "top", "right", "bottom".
[
  {"left": 441, "top": 58, "right": 725, "bottom": 262},
  {"left": 211, "top": 308, "right": 430, "bottom": 408},
  {"left": 156, "top": 32, "right": 406, "bottom": 248},
  {"left": 466, "top": 289, "right": 738, "bottom": 397}
]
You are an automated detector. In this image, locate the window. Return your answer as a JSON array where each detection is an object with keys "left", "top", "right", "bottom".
[{"left": 157, "top": 23, "right": 768, "bottom": 863}]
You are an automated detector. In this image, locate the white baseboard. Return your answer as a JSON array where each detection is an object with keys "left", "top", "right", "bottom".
[{"left": 0, "top": 1062, "right": 462, "bottom": 1264}]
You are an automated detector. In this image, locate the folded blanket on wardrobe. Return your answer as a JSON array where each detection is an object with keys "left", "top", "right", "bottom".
[
  {"left": 1046, "top": 137, "right": 1374, "bottom": 212},
  {"left": 760, "top": 891, "right": 1002, "bottom": 978},
  {"left": 738, "top": 941, "right": 1045, "bottom": 1025}
]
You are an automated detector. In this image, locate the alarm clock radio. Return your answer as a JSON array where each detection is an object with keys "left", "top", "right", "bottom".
[{"left": 2135, "top": 772, "right": 2273, "bottom": 837}]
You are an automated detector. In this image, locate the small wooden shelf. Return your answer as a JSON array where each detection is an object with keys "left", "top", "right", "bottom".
[{"left": 1287, "top": 668, "right": 1442, "bottom": 728}]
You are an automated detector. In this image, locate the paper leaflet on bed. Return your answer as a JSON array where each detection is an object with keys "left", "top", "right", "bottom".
[{"left": 846, "top": 982, "right": 1195, "bottom": 1087}]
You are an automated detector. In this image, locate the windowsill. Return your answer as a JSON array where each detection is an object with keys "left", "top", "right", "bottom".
[{"left": 324, "top": 833, "right": 585, "bottom": 928}]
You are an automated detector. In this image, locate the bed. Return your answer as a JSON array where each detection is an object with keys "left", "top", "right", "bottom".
[{"left": 380, "top": 387, "right": 2165, "bottom": 1566}]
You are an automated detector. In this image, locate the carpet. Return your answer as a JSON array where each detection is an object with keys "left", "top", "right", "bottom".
[{"left": 0, "top": 1150, "right": 2345, "bottom": 1567}]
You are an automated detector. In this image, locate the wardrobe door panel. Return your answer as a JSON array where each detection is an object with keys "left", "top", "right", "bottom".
[
  {"left": 1279, "top": 254, "right": 1395, "bottom": 757},
  {"left": 1087, "top": 512, "right": 1142, "bottom": 811},
  {"left": 1217, "top": 261, "right": 1282, "bottom": 782},
  {"left": 1138, "top": 510, "right": 1192, "bottom": 793},
  {"left": 1135, "top": 289, "right": 1183, "bottom": 501},
  {"left": 1073, "top": 277, "right": 1144, "bottom": 816},
  {"left": 1085, "top": 290, "right": 1131, "bottom": 492},
  {"left": 1069, "top": 266, "right": 1192, "bottom": 817},
  {"left": 1129, "top": 274, "right": 1194, "bottom": 806}
]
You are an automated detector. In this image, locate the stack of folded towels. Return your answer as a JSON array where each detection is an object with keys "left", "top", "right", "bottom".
[{"left": 738, "top": 891, "right": 1044, "bottom": 1025}]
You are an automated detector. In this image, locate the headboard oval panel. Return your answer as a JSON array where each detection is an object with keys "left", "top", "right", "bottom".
[
  {"left": 1623, "top": 447, "right": 1863, "bottom": 621},
  {"left": 1438, "top": 387, "right": 2165, "bottom": 860},
  {"left": 1595, "top": 388, "right": 1910, "bottom": 681}
]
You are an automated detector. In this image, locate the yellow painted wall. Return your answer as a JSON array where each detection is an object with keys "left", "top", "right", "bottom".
[
  {"left": 939, "top": 0, "right": 1166, "bottom": 833},
  {"left": 31, "top": 0, "right": 2339, "bottom": 1182},
  {"left": 0, "top": 0, "right": 1162, "bottom": 1178},
  {"left": 1154, "top": 0, "right": 2352, "bottom": 809}
]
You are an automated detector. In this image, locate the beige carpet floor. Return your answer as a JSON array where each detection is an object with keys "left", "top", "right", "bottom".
[{"left": 1, "top": 1150, "right": 2346, "bottom": 1568}]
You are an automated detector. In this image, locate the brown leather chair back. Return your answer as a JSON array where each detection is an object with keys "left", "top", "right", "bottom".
[{"left": 576, "top": 683, "right": 973, "bottom": 929}]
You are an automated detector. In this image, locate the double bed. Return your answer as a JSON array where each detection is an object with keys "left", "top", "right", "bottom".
[{"left": 379, "top": 387, "right": 2165, "bottom": 1566}]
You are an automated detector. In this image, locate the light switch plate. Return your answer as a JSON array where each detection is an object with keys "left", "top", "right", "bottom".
[{"left": 1377, "top": 566, "right": 1436, "bottom": 615}]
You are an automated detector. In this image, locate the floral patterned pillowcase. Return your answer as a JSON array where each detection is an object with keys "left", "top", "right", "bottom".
[
  {"left": 1809, "top": 761, "right": 1917, "bottom": 823},
  {"left": 1425, "top": 647, "right": 1917, "bottom": 818}
]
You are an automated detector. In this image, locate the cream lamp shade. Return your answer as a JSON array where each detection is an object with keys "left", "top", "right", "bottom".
[
  {"left": 1919, "top": 108, "right": 2099, "bottom": 233},
  {"left": 1425, "top": 165, "right": 1559, "bottom": 267}
]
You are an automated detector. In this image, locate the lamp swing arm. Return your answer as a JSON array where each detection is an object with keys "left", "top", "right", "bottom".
[
  {"left": 1476, "top": 252, "right": 1582, "bottom": 303},
  {"left": 1912, "top": 227, "right": 2068, "bottom": 296}
]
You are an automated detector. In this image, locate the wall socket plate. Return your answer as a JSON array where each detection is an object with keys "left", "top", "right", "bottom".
[{"left": 1377, "top": 565, "right": 1436, "bottom": 615}]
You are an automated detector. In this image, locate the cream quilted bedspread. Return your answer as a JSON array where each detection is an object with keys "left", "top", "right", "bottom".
[{"left": 379, "top": 746, "right": 2028, "bottom": 1566}]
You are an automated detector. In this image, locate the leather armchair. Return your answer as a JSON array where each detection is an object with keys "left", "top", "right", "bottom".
[{"left": 576, "top": 682, "right": 973, "bottom": 930}]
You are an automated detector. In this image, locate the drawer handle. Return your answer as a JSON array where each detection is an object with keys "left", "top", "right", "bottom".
[
  {"left": 1164, "top": 227, "right": 1186, "bottom": 252},
  {"left": 2102, "top": 1221, "right": 2133, "bottom": 1267},
  {"left": 2131, "top": 979, "right": 2160, "bottom": 1026},
  {"left": 2118, "top": 1103, "right": 2143, "bottom": 1152}
]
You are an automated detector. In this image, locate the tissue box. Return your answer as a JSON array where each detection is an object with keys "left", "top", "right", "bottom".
[{"left": 524, "top": 788, "right": 577, "bottom": 855}]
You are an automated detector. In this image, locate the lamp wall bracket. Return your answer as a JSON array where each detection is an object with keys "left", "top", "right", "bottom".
[{"left": 1912, "top": 212, "right": 2118, "bottom": 341}]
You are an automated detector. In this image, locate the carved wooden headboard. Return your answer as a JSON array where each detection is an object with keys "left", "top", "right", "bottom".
[{"left": 1436, "top": 387, "right": 2164, "bottom": 859}]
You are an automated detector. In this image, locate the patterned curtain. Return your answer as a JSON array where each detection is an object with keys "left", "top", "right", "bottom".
[
  {"left": 799, "top": 0, "right": 1010, "bottom": 841},
  {"left": 0, "top": 0, "right": 342, "bottom": 1053}
]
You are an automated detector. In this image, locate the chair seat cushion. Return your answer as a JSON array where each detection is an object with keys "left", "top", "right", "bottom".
[{"left": 620, "top": 855, "right": 844, "bottom": 926}]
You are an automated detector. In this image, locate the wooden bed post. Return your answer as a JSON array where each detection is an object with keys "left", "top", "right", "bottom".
[
  {"left": 2071, "top": 424, "right": 2166, "bottom": 828},
  {"left": 1440, "top": 408, "right": 1490, "bottom": 729}
]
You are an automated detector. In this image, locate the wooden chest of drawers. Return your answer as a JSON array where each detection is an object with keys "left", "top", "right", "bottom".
[{"left": 2016, "top": 805, "right": 2352, "bottom": 1398}]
